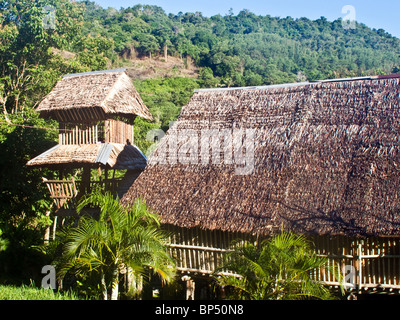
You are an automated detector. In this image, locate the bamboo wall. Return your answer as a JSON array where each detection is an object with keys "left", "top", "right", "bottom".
[
  {"left": 59, "top": 120, "right": 134, "bottom": 145},
  {"left": 165, "top": 226, "right": 400, "bottom": 293}
]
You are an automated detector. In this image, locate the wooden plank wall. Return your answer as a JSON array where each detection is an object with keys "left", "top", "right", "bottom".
[
  {"left": 165, "top": 226, "right": 400, "bottom": 292},
  {"left": 105, "top": 119, "right": 134, "bottom": 145}
]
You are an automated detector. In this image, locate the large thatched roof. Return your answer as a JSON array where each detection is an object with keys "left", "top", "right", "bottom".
[
  {"left": 36, "top": 69, "right": 153, "bottom": 122},
  {"left": 121, "top": 75, "right": 400, "bottom": 237}
]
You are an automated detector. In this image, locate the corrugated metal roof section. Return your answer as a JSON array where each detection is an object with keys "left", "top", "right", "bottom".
[{"left": 96, "top": 143, "right": 114, "bottom": 165}]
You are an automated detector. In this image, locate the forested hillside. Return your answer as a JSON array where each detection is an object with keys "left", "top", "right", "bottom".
[{"left": 81, "top": 1, "right": 400, "bottom": 86}]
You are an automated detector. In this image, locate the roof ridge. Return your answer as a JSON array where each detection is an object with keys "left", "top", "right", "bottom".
[
  {"left": 194, "top": 74, "right": 400, "bottom": 93},
  {"left": 62, "top": 68, "right": 127, "bottom": 78}
]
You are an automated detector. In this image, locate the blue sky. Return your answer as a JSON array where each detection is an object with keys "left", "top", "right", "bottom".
[{"left": 90, "top": 0, "right": 400, "bottom": 38}]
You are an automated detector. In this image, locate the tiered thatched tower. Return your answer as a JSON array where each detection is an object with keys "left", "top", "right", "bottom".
[{"left": 28, "top": 69, "right": 152, "bottom": 218}]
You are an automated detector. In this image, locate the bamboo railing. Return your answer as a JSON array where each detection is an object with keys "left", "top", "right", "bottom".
[
  {"left": 59, "top": 120, "right": 134, "bottom": 145},
  {"left": 43, "top": 177, "right": 78, "bottom": 210},
  {"left": 165, "top": 226, "right": 400, "bottom": 293},
  {"left": 311, "top": 236, "right": 400, "bottom": 292}
]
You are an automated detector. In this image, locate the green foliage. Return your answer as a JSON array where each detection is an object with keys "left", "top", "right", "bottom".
[
  {"left": 134, "top": 77, "right": 198, "bottom": 129},
  {"left": 55, "top": 191, "right": 175, "bottom": 300},
  {"left": 133, "top": 116, "right": 160, "bottom": 156},
  {"left": 214, "top": 232, "right": 342, "bottom": 300},
  {"left": 0, "top": 111, "right": 59, "bottom": 284},
  {"left": 0, "top": 220, "right": 51, "bottom": 285},
  {"left": 0, "top": 228, "right": 9, "bottom": 252},
  {"left": 132, "top": 77, "right": 198, "bottom": 154},
  {"left": 0, "top": 112, "right": 58, "bottom": 222},
  {"left": 0, "top": 0, "right": 116, "bottom": 120},
  {"left": 0, "top": 284, "right": 81, "bottom": 300}
]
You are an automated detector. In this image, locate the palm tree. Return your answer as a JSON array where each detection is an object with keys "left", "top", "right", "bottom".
[
  {"left": 214, "top": 232, "right": 341, "bottom": 300},
  {"left": 57, "top": 191, "right": 175, "bottom": 300}
]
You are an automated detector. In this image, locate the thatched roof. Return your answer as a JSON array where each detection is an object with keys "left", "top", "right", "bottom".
[
  {"left": 36, "top": 69, "right": 153, "bottom": 122},
  {"left": 121, "top": 75, "right": 400, "bottom": 237},
  {"left": 27, "top": 143, "right": 147, "bottom": 171}
]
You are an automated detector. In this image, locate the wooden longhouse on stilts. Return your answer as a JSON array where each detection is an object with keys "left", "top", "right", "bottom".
[
  {"left": 27, "top": 69, "right": 152, "bottom": 239},
  {"left": 121, "top": 74, "right": 400, "bottom": 299}
]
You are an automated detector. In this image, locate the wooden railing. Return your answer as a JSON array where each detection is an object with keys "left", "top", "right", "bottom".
[
  {"left": 311, "top": 236, "right": 400, "bottom": 292},
  {"left": 59, "top": 120, "right": 134, "bottom": 145},
  {"left": 164, "top": 226, "right": 400, "bottom": 293},
  {"left": 59, "top": 123, "right": 100, "bottom": 145},
  {"left": 43, "top": 177, "right": 78, "bottom": 210}
]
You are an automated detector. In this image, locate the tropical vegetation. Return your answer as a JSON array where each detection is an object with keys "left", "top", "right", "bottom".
[
  {"left": 0, "top": 283, "right": 82, "bottom": 300},
  {"left": 0, "top": 0, "right": 399, "bottom": 299},
  {"left": 55, "top": 191, "right": 175, "bottom": 300},
  {"left": 214, "top": 233, "right": 341, "bottom": 300}
]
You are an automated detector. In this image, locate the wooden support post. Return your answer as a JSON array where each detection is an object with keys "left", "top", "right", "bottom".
[
  {"left": 182, "top": 275, "right": 195, "bottom": 300},
  {"left": 80, "top": 166, "right": 91, "bottom": 196},
  {"left": 98, "top": 165, "right": 102, "bottom": 180},
  {"left": 358, "top": 242, "right": 362, "bottom": 292},
  {"left": 44, "top": 210, "right": 51, "bottom": 244}
]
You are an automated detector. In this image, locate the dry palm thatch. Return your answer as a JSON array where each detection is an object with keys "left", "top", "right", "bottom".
[
  {"left": 36, "top": 69, "right": 153, "bottom": 122},
  {"left": 121, "top": 76, "right": 400, "bottom": 237},
  {"left": 27, "top": 143, "right": 147, "bottom": 171}
]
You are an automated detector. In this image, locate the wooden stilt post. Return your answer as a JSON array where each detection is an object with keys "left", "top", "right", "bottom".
[
  {"left": 44, "top": 210, "right": 51, "bottom": 244},
  {"left": 80, "top": 166, "right": 91, "bottom": 196},
  {"left": 182, "top": 275, "right": 195, "bottom": 300}
]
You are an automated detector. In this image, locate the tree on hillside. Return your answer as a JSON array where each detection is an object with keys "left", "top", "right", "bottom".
[{"left": 0, "top": 0, "right": 115, "bottom": 121}]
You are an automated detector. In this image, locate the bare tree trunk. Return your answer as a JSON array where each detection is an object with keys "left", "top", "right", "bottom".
[
  {"left": 101, "top": 272, "right": 108, "bottom": 300},
  {"left": 111, "top": 266, "right": 119, "bottom": 300},
  {"left": 125, "top": 268, "right": 144, "bottom": 299},
  {"left": 1, "top": 95, "right": 11, "bottom": 124},
  {"left": 164, "top": 44, "right": 168, "bottom": 61},
  {"left": 2, "top": 105, "right": 10, "bottom": 123},
  {"left": 44, "top": 210, "right": 51, "bottom": 244}
]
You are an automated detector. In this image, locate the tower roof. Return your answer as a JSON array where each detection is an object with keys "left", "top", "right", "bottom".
[{"left": 36, "top": 69, "right": 153, "bottom": 122}]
